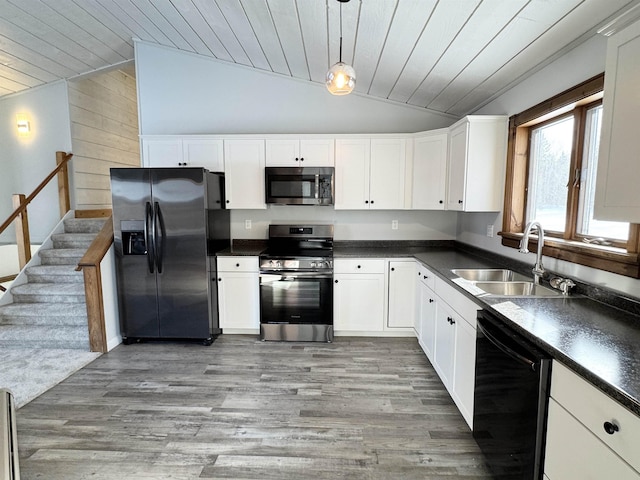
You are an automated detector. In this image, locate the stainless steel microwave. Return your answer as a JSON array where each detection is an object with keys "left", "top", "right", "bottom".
[{"left": 265, "top": 167, "right": 334, "bottom": 205}]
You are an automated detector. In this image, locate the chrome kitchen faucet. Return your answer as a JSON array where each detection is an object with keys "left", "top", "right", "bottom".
[{"left": 519, "top": 221, "right": 545, "bottom": 285}]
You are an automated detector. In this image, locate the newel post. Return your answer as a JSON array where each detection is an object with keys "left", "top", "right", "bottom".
[
  {"left": 56, "top": 151, "right": 71, "bottom": 217},
  {"left": 12, "top": 194, "right": 31, "bottom": 269}
]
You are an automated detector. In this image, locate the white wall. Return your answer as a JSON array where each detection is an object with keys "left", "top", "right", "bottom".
[
  {"left": 461, "top": 34, "right": 640, "bottom": 298},
  {"left": 0, "top": 81, "right": 73, "bottom": 243},
  {"left": 135, "top": 41, "right": 457, "bottom": 135},
  {"left": 231, "top": 208, "right": 457, "bottom": 241}
]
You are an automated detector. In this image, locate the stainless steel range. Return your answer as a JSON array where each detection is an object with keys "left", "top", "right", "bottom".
[{"left": 259, "top": 224, "right": 334, "bottom": 342}]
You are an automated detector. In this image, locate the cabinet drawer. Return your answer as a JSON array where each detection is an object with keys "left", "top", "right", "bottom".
[
  {"left": 334, "top": 259, "right": 385, "bottom": 274},
  {"left": 434, "top": 277, "right": 478, "bottom": 327},
  {"left": 545, "top": 399, "right": 640, "bottom": 479},
  {"left": 217, "top": 256, "right": 259, "bottom": 272},
  {"left": 415, "top": 263, "right": 436, "bottom": 290},
  {"left": 551, "top": 362, "right": 640, "bottom": 473}
]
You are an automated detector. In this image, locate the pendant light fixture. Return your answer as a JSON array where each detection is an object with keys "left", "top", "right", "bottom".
[{"left": 326, "top": 0, "right": 356, "bottom": 95}]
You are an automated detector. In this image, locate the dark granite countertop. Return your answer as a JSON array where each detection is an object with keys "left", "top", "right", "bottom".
[{"left": 218, "top": 239, "right": 640, "bottom": 415}]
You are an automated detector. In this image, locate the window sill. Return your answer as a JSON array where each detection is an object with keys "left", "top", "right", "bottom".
[{"left": 499, "top": 232, "right": 640, "bottom": 278}]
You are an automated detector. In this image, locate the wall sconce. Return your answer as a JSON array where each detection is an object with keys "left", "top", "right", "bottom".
[{"left": 16, "top": 114, "right": 30, "bottom": 136}]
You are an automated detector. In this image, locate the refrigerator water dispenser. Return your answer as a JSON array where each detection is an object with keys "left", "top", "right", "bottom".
[{"left": 121, "top": 220, "right": 146, "bottom": 255}]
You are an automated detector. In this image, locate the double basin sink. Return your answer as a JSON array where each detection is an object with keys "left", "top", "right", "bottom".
[{"left": 451, "top": 268, "right": 562, "bottom": 297}]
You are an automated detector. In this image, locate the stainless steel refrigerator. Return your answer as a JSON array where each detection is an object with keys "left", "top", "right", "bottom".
[{"left": 110, "top": 168, "right": 230, "bottom": 345}]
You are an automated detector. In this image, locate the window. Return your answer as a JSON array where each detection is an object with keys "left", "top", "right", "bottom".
[{"left": 501, "top": 74, "right": 640, "bottom": 278}]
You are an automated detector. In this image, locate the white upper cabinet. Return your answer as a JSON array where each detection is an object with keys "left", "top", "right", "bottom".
[
  {"left": 183, "top": 138, "right": 224, "bottom": 171},
  {"left": 335, "top": 138, "right": 371, "bottom": 209},
  {"left": 335, "top": 137, "right": 407, "bottom": 210},
  {"left": 142, "top": 136, "right": 224, "bottom": 171},
  {"left": 223, "top": 139, "right": 266, "bottom": 210},
  {"left": 265, "top": 138, "right": 335, "bottom": 167},
  {"left": 446, "top": 116, "right": 508, "bottom": 212},
  {"left": 595, "top": 19, "right": 640, "bottom": 222},
  {"left": 411, "top": 129, "right": 448, "bottom": 210}
]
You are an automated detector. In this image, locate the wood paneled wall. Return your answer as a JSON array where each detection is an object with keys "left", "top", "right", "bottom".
[{"left": 68, "top": 70, "right": 140, "bottom": 209}]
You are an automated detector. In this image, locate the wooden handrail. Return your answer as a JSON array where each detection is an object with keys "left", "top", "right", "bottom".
[
  {"left": 77, "top": 216, "right": 114, "bottom": 270},
  {"left": 76, "top": 216, "right": 114, "bottom": 353},
  {"left": 0, "top": 152, "right": 72, "bottom": 236}
]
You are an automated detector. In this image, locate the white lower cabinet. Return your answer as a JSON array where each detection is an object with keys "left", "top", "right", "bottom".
[
  {"left": 217, "top": 256, "right": 260, "bottom": 333},
  {"left": 387, "top": 260, "right": 416, "bottom": 329},
  {"left": 333, "top": 259, "right": 385, "bottom": 334},
  {"left": 544, "top": 362, "right": 640, "bottom": 479},
  {"left": 415, "top": 266, "right": 478, "bottom": 429},
  {"left": 433, "top": 299, "right": 457, "bottom": 388}
]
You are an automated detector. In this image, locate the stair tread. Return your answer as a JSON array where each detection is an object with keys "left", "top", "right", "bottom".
[
  {"left": 0, "top": 303, "right": 87, "bottom": 316},
  {"left": 39, "top": 248, "right": 87, "bottom": 256},
  {"left": 11, "top": 283, "right": 85, "bottom": 295},
  {"left": 26, "top": 265, "right": 82, "bottom": 275}
]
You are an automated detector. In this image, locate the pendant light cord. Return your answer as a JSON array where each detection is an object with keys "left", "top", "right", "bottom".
[{"left": 339, "top": 1, "right": 343, "bottom": 63}]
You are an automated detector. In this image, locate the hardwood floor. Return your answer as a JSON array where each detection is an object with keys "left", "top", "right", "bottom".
[{"left": 17, "top": 335, "right": 493, "bottom": 479}]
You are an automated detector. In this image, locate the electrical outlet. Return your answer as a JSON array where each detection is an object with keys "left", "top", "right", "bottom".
[
  {"left": 392, "top": 220, "right": 398, "bottom": 230},
  {"left": 487, "top": 224, "right": 494, "bottom": 237},
  {"left": 245, "top": 220, "right": 252, "bottom": 230}
]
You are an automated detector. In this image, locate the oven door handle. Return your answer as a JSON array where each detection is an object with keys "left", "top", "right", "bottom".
[
  {"left": 477, "top": 319, "right": 538, "bottom": 372},
  {"left": 259, "top": 272, "right": 333, "bottom": 279}
]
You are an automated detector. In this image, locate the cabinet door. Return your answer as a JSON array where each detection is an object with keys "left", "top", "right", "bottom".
[
  {"left": 595, "top": 20, "right": 640, "bottom": 222},
  {"left": 143, "top": 138, "right": 184, "bottom": 167},
  {"left": 387, "top": 261, "right": 416, "bottom": 328},
  {"left": 452, "top": 317, "right": 476, "bottom": 428},
  {"left": 335, "top": 139, "right": 371, "bottom": 209},
  {"left": 224, "top": 139, "right": 266, "bottom": 209},
  {"left": 265, "top": 139, "right": 300, "bottom": 166},
  {"left": 418, "top": 282, "right": 437, "bottom": 362},
  {"left": 300, "top": 139, "right": 335, "bottom": 166},
  {"left": 184, "top": 139, "right": 224, "bottom": 171},
  {"left": 447, "top": 123, "right": 467, "bottom": 211},
  {"left": 545, "top": 399, "right": 640, "bottom": 480},
  {"left": 333, "top": 273, "right": 385, "bottom": 333},
  {"left": 370, "top": 138, "right": 406, "bottom": 209},
  {"left": 412, "top": 132, "right": 447, "bottom": 210},
  {"left": 433, "top": 299, "right": 456, "bottom": 390},
  {"left": 217, "top": 272, "right": 260, "bottom": 331}
]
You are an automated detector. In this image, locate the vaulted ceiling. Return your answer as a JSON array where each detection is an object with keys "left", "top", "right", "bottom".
[{"left": 1, "top": 0, "right": 639, "bottom": 116}]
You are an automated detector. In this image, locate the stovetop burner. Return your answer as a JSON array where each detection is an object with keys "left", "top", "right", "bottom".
[{"left": 260, "top": 224, "right": 334, "bottom": 272}]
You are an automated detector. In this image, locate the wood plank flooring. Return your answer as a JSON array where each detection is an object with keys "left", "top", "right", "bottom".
[{"left": 16, "top": 335, "right": 493, "bottom": 479}]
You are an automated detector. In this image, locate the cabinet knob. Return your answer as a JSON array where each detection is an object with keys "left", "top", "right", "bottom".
[
  {"left": 439, "top": 200, "right": 443, "bottom": 204},
  {"left": 365, "top": 200, "right": 369, "bottom": 204},
  {"left": 458, "top": 200, "right": 463, "bottom": 204},
  {"left": 357, "top": 265, "right": 361, "bottom": 269},
  {"left": 295, "top": 157, "right": 299, "bottom": 161},
  {"left": 391, "top": 267, "right": 395, "bottom": 271},
  {"left": 370, "top": 200, "right": 374, "bottom": 204},
  {"left": 603, "top": 421, "right": 619, "bottom": 435},
  {"left": 235, "top": 263, "right": 240, "bottom": 267},
  {"left": 226, "top": 200, "right": 230, "bottom": 204},
  {"left": 300, "top": 157, "right": 304, "bottom": 162},
  {"left": 218, "top": 278, "right": 222, "bottom": 282},
  {"left": 429, "top": 298, "right": 434, "bottom": 303},
  {"left": 447, "top": 316, "right": 455, "bottom": 325},
  {"left": 334, "top": 279, "right": 338, "bottom": 284},
  {"left": 423, "top": 275, "right": 428, "bottom": 279}
]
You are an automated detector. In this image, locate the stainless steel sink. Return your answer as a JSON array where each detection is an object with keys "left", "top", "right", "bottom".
[
  {"left": 451, "top": 268, "right": 529, "bottom": 282},
  {"left": 472, "top": 281, "right": 561, "bottom": 297}
]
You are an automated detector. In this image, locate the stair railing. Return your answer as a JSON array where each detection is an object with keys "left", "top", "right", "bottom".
[
  {"left": 76, "top": 215, "right": 113, "bottom": 353},
  {"left": 0, "top": 151, "right": 72, "bottom": 292}
]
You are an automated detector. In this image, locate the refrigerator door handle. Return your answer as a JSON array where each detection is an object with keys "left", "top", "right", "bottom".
[
  {"left": 154, "top": 202, "right": 165, "bottom": 274},
  {"left": 145, "top": 201, "right": 155, "bottom": 274}
]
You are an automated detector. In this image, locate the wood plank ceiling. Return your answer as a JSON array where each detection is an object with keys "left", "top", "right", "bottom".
[{"left": 1, "top": 0, "right": 639, "bottom": 116}]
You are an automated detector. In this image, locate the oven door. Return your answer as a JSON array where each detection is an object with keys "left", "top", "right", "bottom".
[{"left": 259, "top": 271, "right": 333, "bottom": 325}]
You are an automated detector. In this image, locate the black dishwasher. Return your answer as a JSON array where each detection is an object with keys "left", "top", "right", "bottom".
[{"left": 473, "top": 310, "right": 551, "bottom": 480}]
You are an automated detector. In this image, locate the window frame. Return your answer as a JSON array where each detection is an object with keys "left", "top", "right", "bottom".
[{"left": 500, "top": 73, "right": 640, "bottom": 278}]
